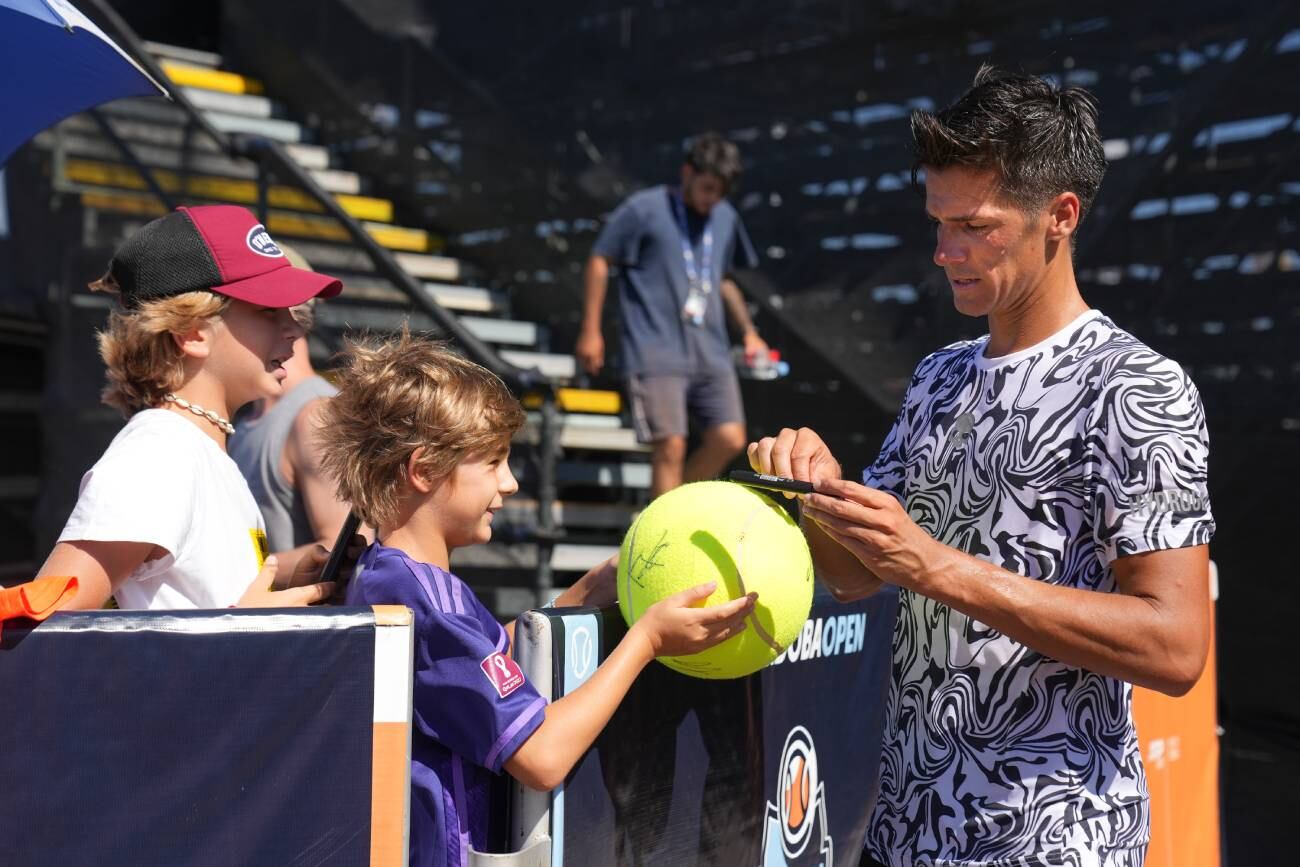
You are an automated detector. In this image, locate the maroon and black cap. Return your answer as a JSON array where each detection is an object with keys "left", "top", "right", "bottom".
[{"left": 107, "top": 205, "right": 343, "bottom": 309}]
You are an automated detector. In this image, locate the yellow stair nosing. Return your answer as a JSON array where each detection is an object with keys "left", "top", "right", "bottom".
[
  {"left": 523, "top": 389, "right": 622, "bottom": 414},
  {"left": 159, "top": 60, "right": 264, "bottom": 96},
  {"left": 364, "top": 223, "right": 430, "bottom": 253},
  {"left": 64, "top": 158, "right": 393, "bottom": 223},
  {"left": 78, "top": 188, "right": 429, "bottom": 253}
]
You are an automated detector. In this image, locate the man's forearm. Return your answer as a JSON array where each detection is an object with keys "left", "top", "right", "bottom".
[
  {"left": 803, "top": 512, "right": 884, "bottom": 601},
  {"left": 581, "top": 257, "right": 609, "bottom": 332},
  {"left": 720, "top": 278, "right": 758, "bottom": 337},
  {"left": 913, "top": 547, "right": 1208, "bottom": 695}
]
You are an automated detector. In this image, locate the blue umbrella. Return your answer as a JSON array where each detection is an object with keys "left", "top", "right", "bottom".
[{"left": 0, "top": 0, "right": 169, "bottom": 166}]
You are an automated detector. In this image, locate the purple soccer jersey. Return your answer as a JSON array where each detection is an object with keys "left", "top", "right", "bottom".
[{"left": 347, "top": 543, "right": 547, "bottom": 867}]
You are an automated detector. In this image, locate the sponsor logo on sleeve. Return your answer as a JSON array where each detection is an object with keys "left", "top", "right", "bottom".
[
  {"left": 481, "top": 651, "right": 526, "bottom": 699},
  {"left": 1132, "top": 489, "right": 1209, "bottom": 516}
]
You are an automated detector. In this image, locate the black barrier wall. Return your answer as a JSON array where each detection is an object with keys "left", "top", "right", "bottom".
[
  {"left": 522, "top": 588, "right": 898, "bottom": 867},
  {"left": 0, "top": 608, "right": 393, "bottom": 866}
]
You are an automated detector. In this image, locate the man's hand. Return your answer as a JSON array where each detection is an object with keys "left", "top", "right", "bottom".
[
  {"left": 742, "top": 330, "right": 769, "bottom": 363},
  {"left": 240, "top": 556, "right": 336, "bottom": 607},
  {"left": 747, "top": 427, "right": 843, "bottom": 498},
  {"left": 575, "top": 328, "right": 605, "bottom": 377},
  {"left": 556, "top": 553, "right": 618, "bottom": 608},
  {"left": 278, "top": 543, "right": 329, "bottom": 589},
  {"left": 800, "top": 477, "right": 949, "bottom": 589}
]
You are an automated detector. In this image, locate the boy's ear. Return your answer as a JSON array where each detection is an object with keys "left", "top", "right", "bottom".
[
  {"left": 406, "top": 448, "right": 435, "bottom": 494},
  {"left": 170, "top": 324, "right": 213, "bottom": 360}
]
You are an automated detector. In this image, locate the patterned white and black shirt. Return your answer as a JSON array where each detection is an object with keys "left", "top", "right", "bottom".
[{"left": 862, "top": 310, "right": 1214, "bottom": 867}]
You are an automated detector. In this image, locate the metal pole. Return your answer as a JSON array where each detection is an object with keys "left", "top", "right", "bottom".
[
  {"left": 87, "top": 109, "right": 176, "bottom": 211},
  {"left": 534, "top": 392, "right": 559, "bottom": 604},
  {"left": 256, "top": 159, "right": 270, "bottom": 226}
]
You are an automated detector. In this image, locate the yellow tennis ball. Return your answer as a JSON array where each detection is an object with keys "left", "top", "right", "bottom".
[{"left": 617, "top": 480, "right": 814, "bottom": 679}]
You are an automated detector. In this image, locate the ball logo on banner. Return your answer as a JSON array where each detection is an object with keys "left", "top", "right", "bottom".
[
  {"left": 570, "top": 625, "right": 594, "bottom": 680},
  {"left": 762, "top": 725, "right": 833, "bottom": 867}
]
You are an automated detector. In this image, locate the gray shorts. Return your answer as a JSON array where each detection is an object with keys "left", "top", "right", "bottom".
[{"left": 627, "top": 369, "right": 745, "bottom": 444}]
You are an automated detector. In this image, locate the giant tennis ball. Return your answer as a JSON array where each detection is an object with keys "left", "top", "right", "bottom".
[{"left": 617, "top": 480, "right": 814, "bottom": 679}]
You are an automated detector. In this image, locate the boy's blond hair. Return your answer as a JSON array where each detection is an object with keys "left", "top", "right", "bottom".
[
  {"left": 318, "top": 330, "right": 526, "bottom": 529},
  {"left": 90, "top": 274, "right": 230, "bottom": 416}
]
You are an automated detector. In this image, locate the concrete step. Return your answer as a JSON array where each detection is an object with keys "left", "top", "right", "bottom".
[
  {"left": 498, "top": 498, "right": 637, "bottom": 531},
  {"left": 452, "top": 542, "right": 619, "bottom": 573},
  {"left": 499, "top": 350, "right": 576, "bottom": 381},
  {"left": 50, "top": 113, "right": 333, "bottom": 170},
  {"left": 36, "top": 128, "right": 360, "bottom": 194},
  {"left": 76, "top": 189, "right": 429, "bottom": 251},
  {"left": 525, "top": 411, "right": 624, "bottom": 429},
  {"left": 279, "top": 242, "right": 460, "bottom": 280},
  {"left": 398, "top": 257, "right": 461, "bottom": 281},
  {"left": 61, "top": 158, "right": 391, "bottom": 221},
  {"left": 324, "top": 275, "right": 504, "bottom": 314},
  {"left": 314, "top": 304, "right": 540, "bottom": 348},
  {"left": 161, "top": 62, "right": 263, "bottom": 96},
  {"left": 276, "top": 240, "right": 454, "bottom": 278},
  {"left": 424, "top": 284, "right": 505, "bottom": 314},
  {"left": 183, "top": 87, "right": 277, "bottom": 120},
  {"left": 205, "top": 111, "right": 304, "bottom": 143},
  {"left": 557, "top": 460, "right": 652, "bottom": 489},
  {"left": 145, "top": 42, "right": 222, "bottom": 69},
  {"left": 517, "top": 418, "right": 648, "bottom": 453},
  {"left": 98, "top": 96, "right": 191, "bottom": 126},
  {"left": 284, "top": 143, "right": 331, "bottom": 171},
  {"left": 458, "top": 316, "right": 538, "bottom": 346}
]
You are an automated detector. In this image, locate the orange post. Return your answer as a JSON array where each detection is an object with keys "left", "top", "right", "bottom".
[{"left": 1132, "top": 584, "right": 1220, "bottom": 867}]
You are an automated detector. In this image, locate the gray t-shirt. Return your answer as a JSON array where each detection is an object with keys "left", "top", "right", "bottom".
[
  {"left": 591, "top": 185, "right": 758, "bottom": 376},
  {"left": 862, "top": 310, "right": 1214, "bottom": 866},
  {"left": 229, "top": 375, "right": 338, "bottom": 552}
]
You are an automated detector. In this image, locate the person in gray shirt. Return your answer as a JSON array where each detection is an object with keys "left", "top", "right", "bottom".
[
  {"left": 576, "top": 132, "right": 768, "bottom": 496},
  {"left": 230, "top": 258, "right": 358, "bottom": 566}
]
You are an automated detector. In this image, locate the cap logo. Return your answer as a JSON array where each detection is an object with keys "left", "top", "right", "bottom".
[{"left": 246, "top": 224, "right": 284, "bottom": 258}]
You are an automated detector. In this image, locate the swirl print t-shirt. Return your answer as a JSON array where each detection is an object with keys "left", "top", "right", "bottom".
[{"left": 862, "top": 310, "right": 1214, "bottom": 867}]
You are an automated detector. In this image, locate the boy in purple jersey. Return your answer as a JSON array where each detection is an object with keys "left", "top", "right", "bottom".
[{"left": 318, "top": 331, "right": 757, "bottom": 867}]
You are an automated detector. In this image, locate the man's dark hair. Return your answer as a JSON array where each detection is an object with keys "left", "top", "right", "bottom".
[
  {"left": 911, "top": 65, "right": 1107, "bottom": 224},
  {"left": 685, "top": 132, "right": 743, "bottom": 189}
]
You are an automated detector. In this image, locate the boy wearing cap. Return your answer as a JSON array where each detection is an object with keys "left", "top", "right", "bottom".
[{"left": 37, "top": 205, "right": 343, "bottom": 609}]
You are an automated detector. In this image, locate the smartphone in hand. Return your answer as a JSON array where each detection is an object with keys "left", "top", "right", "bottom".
[
  {"left": 321, "top": 511, "right": 363, "bottom": 601},
  {"left": 728, "top": 470, "right": 814, "bottom": 495}
]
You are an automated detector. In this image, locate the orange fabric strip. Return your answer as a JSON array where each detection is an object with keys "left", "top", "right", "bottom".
[{"left": 0, "top": 576, "right": 79, "bottom": 638}]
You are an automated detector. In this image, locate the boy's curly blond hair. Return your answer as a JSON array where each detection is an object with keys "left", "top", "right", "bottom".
[
  {"left": 90, "top": 274, "right": 230, "bottom": 416},
  {"left": 318, "top": 330, "right": 526, "bottom": 529}
]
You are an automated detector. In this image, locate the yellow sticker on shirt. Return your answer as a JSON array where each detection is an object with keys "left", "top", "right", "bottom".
[{"left": 250, "top": 528, "right": 269, "bottom": 569}]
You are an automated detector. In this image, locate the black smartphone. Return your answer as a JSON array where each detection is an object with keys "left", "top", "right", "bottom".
[
  {"left": 321, "top": 511, "right": 363, "bottom": 600},
  {"left": 728, "top": 470, "right": 814, "bottom": 495}
]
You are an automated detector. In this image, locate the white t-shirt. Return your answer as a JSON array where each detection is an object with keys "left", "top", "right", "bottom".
[
  {"left": 58, "top": 409, "right": 269, "bottom": 609},
  {"left": 862, "top": 310, "right": 1215, "bottom": 867}
]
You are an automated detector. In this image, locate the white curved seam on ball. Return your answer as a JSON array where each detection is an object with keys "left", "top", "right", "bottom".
[{"left": 736, "top": 502, "right": 782, "bottom": 653}]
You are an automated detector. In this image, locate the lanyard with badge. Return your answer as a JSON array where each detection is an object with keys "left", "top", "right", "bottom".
[{"left": 671, "top": 190, "right": 713, "bottom": 327}]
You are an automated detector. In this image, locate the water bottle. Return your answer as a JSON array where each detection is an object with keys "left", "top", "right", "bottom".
[{"left": 734, "top": 346, "right": 790, "bottom": 380}]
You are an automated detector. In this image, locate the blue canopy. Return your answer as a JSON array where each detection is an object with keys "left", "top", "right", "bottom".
[{"left": 0, "top": 0, "right": 169, "bottom": 166}]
